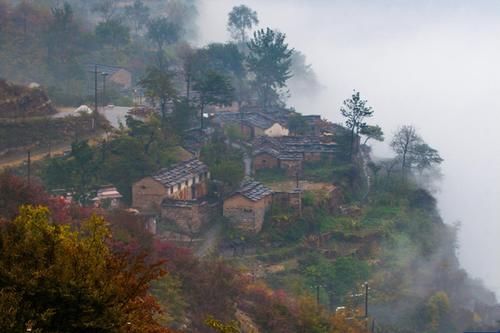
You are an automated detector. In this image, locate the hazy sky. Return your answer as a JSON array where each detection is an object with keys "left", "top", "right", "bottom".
[{"left": 198, "top": 0, "right": 500, "bottom": 295}]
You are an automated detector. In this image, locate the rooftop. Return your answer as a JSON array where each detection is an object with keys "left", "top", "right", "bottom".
[
  {"left": 85, "top": 63, "right": 130, "bottom": 76},
  {"left": 233, "top": 179, "right": 273, "bottom": 202},
  {"left": 213, "top": 111, "right": 286, "bottom": 130},
  {"left": 152, "top": 158, "right": 209, "bottom": 188},
  {"left": 253, "top": 136, "right": 338, "bottom": 155}
]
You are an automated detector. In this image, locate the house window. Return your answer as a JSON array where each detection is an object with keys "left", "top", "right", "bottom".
[
  {"left": 185, "top": 180, "right": 188, "bottom": 186},
  {"left": 177, "top": 184, "right": 181, "bottom": 191},
  {"left": 243, "top": 208, "right": 253, "bottom": 213}
]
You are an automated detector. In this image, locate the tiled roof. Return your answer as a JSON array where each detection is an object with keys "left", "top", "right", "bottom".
[
  {"left": 253, "top": 147, "right": 281, "bottom": 158},
  {"left": 85, "top": 63, "right": 129, "bottom": 76},
  {"left": 234, "top": 179, "right": 273, "bottom": 202},
  {"left": 92, "top": 186, "right": 122, "bottom": 201},
  {"left": 213, "top": 111, "right": 285, "bottom": 130},
  {"left": 152, "top": 158, "right": 208, "bottom": 188},
  {"left": 253, "top": 136, "right": 337, "bottom": 155}
]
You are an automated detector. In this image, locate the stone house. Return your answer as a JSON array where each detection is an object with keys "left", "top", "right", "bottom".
[
  {"left": 132, "top": 158, "right": 210, "bottom": 211},
  {"left": 132, "top": 158, "right": 215, "bottom": 234},
  {"left": 213, "top": 111, "right": 289, "bottom": 139},
  {"left": 223, "top": 180, "right": 273, "bottom": 234},
  {"left": 253, "top": 147, "right": 303, "bottom": 177},
  {"left": 92, "top": 186, "right": 123, "bottom": 209},
  {"left": 161, "top": 199, "right": 217, "bottom": 234},
  {"left": 252, "top": 136, "right": 337, "bottom": 175}
]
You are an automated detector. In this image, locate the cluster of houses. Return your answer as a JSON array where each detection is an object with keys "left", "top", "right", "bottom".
[
  {"left": 121, "top": 107, "right": 346, "bottom": 237},
  {"left": 128, "top": 157, "right": 276, "bottom": 235},
  {"left": 252, "top": 136, "right": 337, "bottom": 176}
]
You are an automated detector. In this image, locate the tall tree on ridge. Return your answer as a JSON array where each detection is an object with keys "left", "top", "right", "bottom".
[
  {"left": 247, "top": 28, "right": 294, "bottom": 109},
  {"left": 227, "top": 4, "right": 259, "bottom": 46},
  {"left": 139, "top": 66, "right": 178, "bottom": 127},
  {"left": 124, "top": 0, "right": 150, "bottom": 35},
  {"left": 147, "top": 17, "right": 180, "bottom": 69},
  {"left": 340, "top": 91, "right": 374, "bottom": 159}
]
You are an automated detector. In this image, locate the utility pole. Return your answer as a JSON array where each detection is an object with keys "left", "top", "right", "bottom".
[
  {"left": 364, "top": 281, "right": 369, "bottom": 318},
  {"left": 88, "top": 64, "right": 99, "bottom": 131},
  {"left": 27, "top": 150, "right": 31, "bottom": 186},
  {"left": 101, "top": 72, "right": 109, "bottom": 107},
  {"left": 316, "top": 285, "right": 320, "bottom": 306}
]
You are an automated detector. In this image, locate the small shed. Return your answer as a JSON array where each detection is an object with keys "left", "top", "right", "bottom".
[
  {"left": 223, "top": 180, "right": 273, "bottom": 234},
  {"left": 92, "top": 186, "right": 123, "bottom": 209}
]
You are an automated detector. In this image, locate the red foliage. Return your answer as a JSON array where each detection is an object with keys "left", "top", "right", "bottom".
[
  {"left": 153, "top": 240, "right": 243, "bottom": 332},
  {"left": 0, "top": 172, "right": 50, "bottom": 220}
]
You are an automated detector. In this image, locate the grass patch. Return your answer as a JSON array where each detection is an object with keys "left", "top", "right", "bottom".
[{"left": 255, "top": 168, "right": 287, "bottom": 184}]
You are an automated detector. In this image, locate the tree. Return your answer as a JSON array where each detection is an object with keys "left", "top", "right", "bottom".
[
  {"left": 247, "top": 28, "right": 294, "bottom": 109},
  {"left": 390, "top": 125, "right": 420, "bottom": 180},
  {"left": 147, "top": 17, "right": 180, "bottom": 68},
  {"left": 46, "top": 2, "right": 77, "bottom": 67},
  {"left": 139, "top": 66, "right": 178, "bottom": 126},
  {"left": 0, "top": 205, "right": 169, "bottom": 332},
  {"left": 95, "top": 19, "right": 130, "bottom": 49},
  {"left": 187, "top": 43, "right": 245, "bottom": 107},
  {"left": 193, "top": 70, "right": 234, "bottom": 129},
  {"left": 92, "top": 0, "right": 117, "bottom": 21},
  {"left": 390, "top": 125, "right": 443, "bottom": 180},
  {"left": 124, "top": 0, "right": 150, "bottom": 35},
  {"left": 413, "top": 142, "right": 443, "bottom": 174},
  {"left": 227, "top": 5, "right": 259, "bottom": 45},
  {"left": 288, "top": 113, "right": 310, "bottom": 135},
  {"left": 360, "top": 124, "right": 384, "bottom": 145},
  {"left": 340, "top": 91, "right": 374, "bottom": 159}
]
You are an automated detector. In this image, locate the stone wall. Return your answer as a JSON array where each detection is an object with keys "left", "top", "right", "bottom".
[
  {"left": 253, "top": 152, "right": 279, "bottom": 171},
  {"left": 161, "top": 200, "right": 216, "bottom": 234},
  {"left": 223, "top": 194, "right": 272, "bottom": 234},
  {"left": 132, "top": 177, "right": 167, "bottom": 211},
  {"left": 279, "top": 159, "right": 303, "bottom": 177}
]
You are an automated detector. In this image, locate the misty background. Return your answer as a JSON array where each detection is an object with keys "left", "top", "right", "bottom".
[{"left": 197, "top": 0, "right": 500, "bottom": 295}]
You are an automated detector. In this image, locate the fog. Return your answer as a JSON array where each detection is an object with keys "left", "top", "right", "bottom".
[{"left": 197, "top": 0, "right": 500, "bottom": 295}]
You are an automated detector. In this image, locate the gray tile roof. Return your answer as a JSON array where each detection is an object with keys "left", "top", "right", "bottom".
[
  {"left": 213, "top": 111, "right": 285, "bottom": 130},
  {"left": 253, "top": 136, "right": 338, "bottom": 155},
  {"left": 152, "top": 158, "right": 209, "bottom": 188},
  {"left": 235, "top": 179, "right": 273, "bottom": 202}
]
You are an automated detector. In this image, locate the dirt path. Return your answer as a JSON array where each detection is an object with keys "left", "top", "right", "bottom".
[
  {"left": 0, "top": 132, "right": 105, "bottom": 170},
  {"left": 195, "top": 222, "right": 223, "bottom": 258}
]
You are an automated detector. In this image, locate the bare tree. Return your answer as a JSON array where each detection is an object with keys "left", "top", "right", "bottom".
[
  {"left": 390, "top": 125, "right": 443, "bottom": 181},
  {"left": 390, "top": 125, "right": 420, "bottom": 180}
]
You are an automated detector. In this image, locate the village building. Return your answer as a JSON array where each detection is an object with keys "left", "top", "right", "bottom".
[
  {"left": 132, "top": 158, "right": 210, "bottom": 210},
  {"left": 223, "top": 180, "right": 273, "bottom": 234},
  {"left": 252, "top": 136, "right": 337, "bottom": 175},
  {"left": 252, "top": 147, "right": 303, "bottom": 177},
  {"left": 213, "top": 111, "right": 289, "bottom": 139},
  {"left": 92, "top": 186, "right": 123, "bottom": 209},
  {"left": 132, "top": 159, "right": 214, "bottom": 233}
]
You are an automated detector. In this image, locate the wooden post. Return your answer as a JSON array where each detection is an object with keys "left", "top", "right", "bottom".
[{"left": 27, "top": 150, "right": 31, "bottom": 186}]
